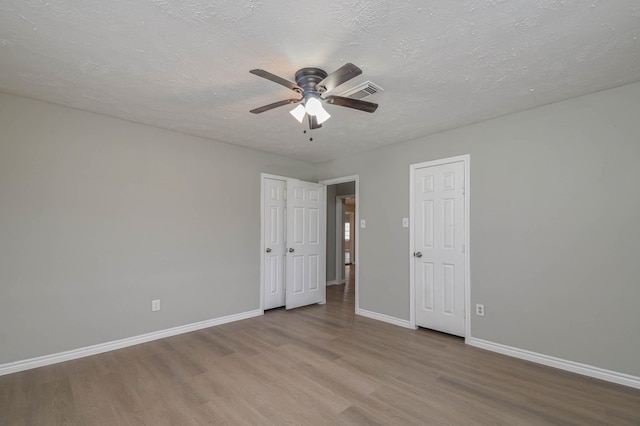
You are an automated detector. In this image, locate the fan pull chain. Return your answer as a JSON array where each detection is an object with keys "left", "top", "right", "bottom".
[
  {"left": 304, "top": 117, "right": 314, "bottom": 142},
  {"left": 303, "top": 128, "right": 313, "bottom": 142}
]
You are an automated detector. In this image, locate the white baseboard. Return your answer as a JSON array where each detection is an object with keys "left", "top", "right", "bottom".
[
  {"left": 326, "top": 280, "right": 339, "bottom": 286},
  {"left": 0, "top": 309, "right": 263, "bottom": 377},
  {"left": 467, "top": 337, "right": 640, "bottom": 390},
  {"left": 357, "top": 308, "right": 415, "bottom": 329}
]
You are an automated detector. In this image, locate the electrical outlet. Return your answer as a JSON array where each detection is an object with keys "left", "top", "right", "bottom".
[
  {"left": 475, "top": 304, "right": 485, "bottom": 316},
  {"left": 152, "top": 299, "right": 160, "bottom": 312}
]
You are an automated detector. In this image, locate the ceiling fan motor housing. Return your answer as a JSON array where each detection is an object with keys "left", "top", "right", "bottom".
[{"left": 295, "top": 68, "right": 329, "bottom": 96}]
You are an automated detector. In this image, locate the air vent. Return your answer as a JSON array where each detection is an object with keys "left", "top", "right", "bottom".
[{"left": 338, "top": 81, "right": 383, "bottom": 100}]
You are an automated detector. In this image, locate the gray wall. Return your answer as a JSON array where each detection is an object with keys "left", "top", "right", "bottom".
[
  {"left": 325, "top": 182, "right": 355, "bottom": 282},
  {"left": 316, "top": 82, "right": 640, "bottom": 377},
  {"left": 0, "top": 93, "right": 315, "bottom": 364},
  {"left": 3, "top": 81, "right": 639, "bottom": 379}
]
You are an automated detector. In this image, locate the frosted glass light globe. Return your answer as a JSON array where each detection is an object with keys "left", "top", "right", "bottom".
[
  {"left": 289, "top": 104, "right": 306, "bottom": 123},
  {"left": 305, "top": 97, "right": 323, "bottom": 116}
]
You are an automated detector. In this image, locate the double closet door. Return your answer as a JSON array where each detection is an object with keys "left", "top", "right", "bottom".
[{"left": 263, "top": 176, "right": 326, "bottom": 310}]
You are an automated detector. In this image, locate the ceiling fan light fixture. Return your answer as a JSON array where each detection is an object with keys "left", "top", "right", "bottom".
[
  {"left": 250, "top": 63, "right": 377, "bottom": 129},
  {"left": 315, "top": 106, "right": 331, "bottom": 124},
  {"left": 289, "top": 104, "right": 306, "bottom": 123},
  {"left": 304, "top": 96, "right": 323, "bottom": 116},
  {"left": 304, "top": 95, "right": 330, "bottom": 124}
]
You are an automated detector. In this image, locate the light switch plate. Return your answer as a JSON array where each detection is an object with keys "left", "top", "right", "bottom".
[
  {"left": 360, "top": 219, "right": 366, "bottom": 228},
  {"left": 402, "top": 218, "right": 409, "bottom": 227}
]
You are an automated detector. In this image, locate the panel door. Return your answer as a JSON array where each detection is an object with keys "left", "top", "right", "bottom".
[
  {"left": 263, "top": 178, "right": 286, "bottom": 310},
  {"left": 285, "top": 179, "right": 326, "bottom": 310},
  {"left": 414, "top": 161, "right": 466, "bottom": 336}
]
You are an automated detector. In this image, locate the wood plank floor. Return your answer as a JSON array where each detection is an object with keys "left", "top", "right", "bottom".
[{"left": 2, "top": 271, "right": 639, "bottom": 425}]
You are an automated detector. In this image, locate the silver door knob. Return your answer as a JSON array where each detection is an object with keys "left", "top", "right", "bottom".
[
  {"left": 288, "top": 248, "right": 295, "bottom": 253},
  {"left": 265, "top": 248, "right": 271, "bottom": 253},
  {"left": 414, "top": 251, "right": 422, "bottom": 258}
]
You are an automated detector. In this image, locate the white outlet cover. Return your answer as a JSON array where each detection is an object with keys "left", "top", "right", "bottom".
[{"left": 152, "top": 299, "right": 160, "bottom": 311}]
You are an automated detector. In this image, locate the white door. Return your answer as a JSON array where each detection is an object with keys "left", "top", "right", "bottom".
[
  {"left": 263, "top": 178, "right": 286, "bottom": 310},
  {"left": 413, "top": 161, "right": 466, "bottom": 336},
  {"left": 285, "top": 179, "right": 326, "bottom": 309}
]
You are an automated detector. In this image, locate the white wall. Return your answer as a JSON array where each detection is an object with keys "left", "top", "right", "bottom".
[
  {"left": 0, "top": 93, "right": 316, "bottom": 364},
  {"left": 317, "top": 82, "right": 640, "bottom": 377}
]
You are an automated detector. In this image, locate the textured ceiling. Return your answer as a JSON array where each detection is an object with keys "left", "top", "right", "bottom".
[{"left": 1, "top": 1, "right": 639, "bottom": 163}]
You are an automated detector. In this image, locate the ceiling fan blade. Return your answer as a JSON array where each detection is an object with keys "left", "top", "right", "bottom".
[
  {"left": 309, "top": 115, "right": 322, "bottom": 130},
  {"left": 250, "top": 69, "right": 302, "bottom": 93},
  {"left": 324, "top": 96, "right": 378, "bottom": 113},
  {"left": 250, "top": 98, "right": 301, "bottom": 114},
  {"left": 316, "top": 63, "right": 362, "bottom": 93}
]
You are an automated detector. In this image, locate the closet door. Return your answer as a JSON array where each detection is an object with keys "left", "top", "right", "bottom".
[
  {"left": 285, "top": 179, "right": 326, "bottom": 309},
  {"left": 263, "top": 178, "right": 286, "bottom": 309},
  {"left": 413, "top": 161, "right": 466, "bottom": 336}
]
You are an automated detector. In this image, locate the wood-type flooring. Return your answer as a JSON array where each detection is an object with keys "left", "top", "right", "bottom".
[{"left": 2, "top": 268, "right": 639, "bottom": 424}]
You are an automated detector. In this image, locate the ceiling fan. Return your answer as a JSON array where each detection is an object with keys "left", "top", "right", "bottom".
[{"left": 249, "top": 63, "right": 378, "bottom": 129}]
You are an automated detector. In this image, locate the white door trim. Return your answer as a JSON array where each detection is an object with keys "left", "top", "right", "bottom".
[
  {"left": 260, "top": 173, "right": 290, "bottom": 312},
  {"left": 320, "top": 175, "right": 360, "bottom": 313},
  {"left": 409, "top": 155, "right": 470, "bottom": 339}
]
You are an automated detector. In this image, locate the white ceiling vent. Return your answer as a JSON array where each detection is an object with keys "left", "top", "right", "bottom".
[{"left": 338, "top": 81, "right": 383, "bottom": 100}]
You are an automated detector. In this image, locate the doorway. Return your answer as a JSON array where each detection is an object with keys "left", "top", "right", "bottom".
[
  {"left": 343, "top": 198, "right": 355, "bottom": 266},
  {"left": 336, "top": 196, "right": 356, "bottom": 291},
  {"left": 335, "top": 194, "right": 355, "bottom": 285},
  {"left": 320, "top": 175, "right": 359, "bottom": 313}
]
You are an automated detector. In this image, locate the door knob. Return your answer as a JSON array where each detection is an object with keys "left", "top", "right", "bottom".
[
  {"left": 288, "top": 248, "right": 295, "bottom": 253},
  {"left": 414, "top": 251, "right": 422, "bottom": 258},
  {"left": 265, "top": 248, "right": 271, "bottom": 253}
]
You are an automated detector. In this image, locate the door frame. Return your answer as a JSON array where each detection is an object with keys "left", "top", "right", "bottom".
[
  {"left": 320, "top": 175, "right": 360, "bottom": 313},
  {"left": 409, "top": 155, "right": 470, "bottom": 339}
]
